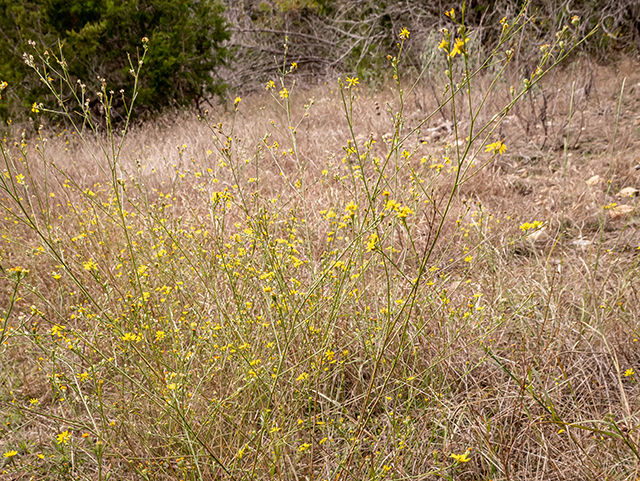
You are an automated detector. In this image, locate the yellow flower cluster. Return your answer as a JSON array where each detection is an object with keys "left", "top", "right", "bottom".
[{"left": 519, "top": 221, "right": 543, "bottom": 232}]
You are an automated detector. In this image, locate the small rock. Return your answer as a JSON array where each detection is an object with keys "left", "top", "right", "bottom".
[
  {"left": 616, "top": 187, "right": 639, "bottom": 198},
  {"left": 586, "top": 175, "right": 602, "bottom": 186},
  {"left": 529, "top": 226, "right": 548, "bottom": 241},
  {"left": 572, "top": 238, "right": 591, "bottom": 249},
  {"left": 608, "top": 204, "right": 634, "bottom": 219}
]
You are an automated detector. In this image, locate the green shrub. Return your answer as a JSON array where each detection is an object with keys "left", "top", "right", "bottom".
[{"left": 0, "top": 0, "right": 231, "bottom": 123}]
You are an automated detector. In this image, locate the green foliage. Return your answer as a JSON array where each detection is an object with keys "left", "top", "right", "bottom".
[{"left": 0, "top": 0, "right": 231, "bottom": 122}]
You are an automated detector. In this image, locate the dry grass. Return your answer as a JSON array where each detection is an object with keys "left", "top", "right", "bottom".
[{"left": 1, "top": 22, "right": 639, "bottom": 481}]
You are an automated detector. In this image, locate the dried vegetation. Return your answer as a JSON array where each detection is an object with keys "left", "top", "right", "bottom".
[{"left": 1, "top": 12, "right": 640, "bottom": 481}]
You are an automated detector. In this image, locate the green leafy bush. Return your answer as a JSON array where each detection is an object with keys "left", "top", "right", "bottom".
[{"left": 0, "top": 0, "right": 231, "bottom": 123}]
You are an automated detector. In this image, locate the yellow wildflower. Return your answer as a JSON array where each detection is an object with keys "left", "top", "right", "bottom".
[
  {"left": 346, "top": 77, "right": 359, "bottom": 87},
  {"left": 57, "top": 430, "right": 71, "bottom": 445},
  {"left": 519, "top": 221, "right": 543, "bottom": 232},
  {"left": 50, "top": 324, "right": 65, "bottom": 337},
  {"left": 399, "top": 28, "right": 410, "bottom": 40},
  {"left": 83, "top": 260, "right": 98, "bottom": 271},
  {"left": 3, "top": 450, "right": 17, "bottom": 458},
  {"left": 449, "top": 37, "right": 469, "bottom": 58},
  {"left": 121, "top": 332, "right": 141, "bottom": 342},
  {"left": 345, "top": 201, "right": 358, "bottom": 215},
  {"left": 484, "top": 140, "right": 507, "bottom": 155},
  {"left": 365, "top": 233, "right": 378, "bottom": 252},
  {"left": 396, "top": 205, "right": 413, "bottom": 219},
  {"left": 450, "top": 450, "right": 471, "bottom": 463},
  {"left": 237, "top": 444, "right": 247, "bottom": 459},
  {"left": 9, "top": 266, "right": 29, "bottom": 279}
]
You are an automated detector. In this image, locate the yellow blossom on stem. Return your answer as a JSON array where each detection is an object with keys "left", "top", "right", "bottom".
[
  {"left": 57, "top": 430, "right": 71, "bottom": 445},
  {"left": 396, "top": 205, "right": 413, "bottom": 219},
  {"left": 449, "top": 37, "right": 469, "bottom": 58},
  {"left": 236, "top": 444, "right": 247, "bottom": 459},
  {"left": 121, "top": 332, "right": 142, "bottom": 342},
  {"left": 399, "top": 28, "right": 410, "bottom": 40},
  {"left": 345, "top": 201, "right": 358, "bottom": 216},
  {"left": 51, "top": 324, "right": 66, "bottom": 337},
  {"left": 365, "top": 233, "right": 378, "bottom": 252},
  {"left": 484, "top": 140, "right": 507, "bottom": 155},
  {"left": 450, "top": 450, "right": 471, "bottom": 463},
  {"left": 83, "top": 259, "right": 98, "bottom": 271},
  {"left": 9, "top": 266, "right": 29, "bottom": 279},
  {"left": 519, "top": 221, "right": 543, "bottom": 232}
]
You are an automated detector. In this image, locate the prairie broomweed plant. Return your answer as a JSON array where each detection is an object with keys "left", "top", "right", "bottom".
[{"left": 0, "top": 8, "right": 622, "bottom": 481}]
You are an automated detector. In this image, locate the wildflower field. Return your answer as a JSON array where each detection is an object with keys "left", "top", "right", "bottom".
[{"left": 1, "top": 9, "right": 640, "bottom": 481}]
